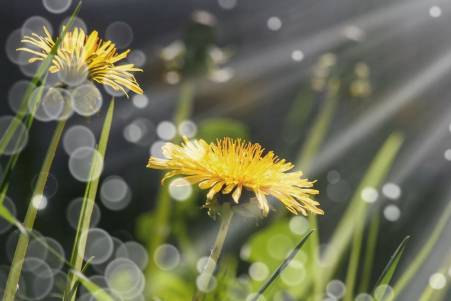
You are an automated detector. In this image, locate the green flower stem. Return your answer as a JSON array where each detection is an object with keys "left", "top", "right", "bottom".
[
  {"left": 65, "top": 100, "right": 115, "bottom": 301},
  {"left": 192, "top": 204, "right": 233, "bottom": 301},
  {"left": 2, "top": 117, "right": 67, "bottom": 301}
]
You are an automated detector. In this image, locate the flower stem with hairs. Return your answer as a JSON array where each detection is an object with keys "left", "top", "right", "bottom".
[{"left": 192, "top": 204, "right": 233, "bottom": 301}]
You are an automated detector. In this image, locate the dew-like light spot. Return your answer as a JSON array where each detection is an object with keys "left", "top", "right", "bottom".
[
  {"left": 169, "top": 178, "right": 192, "bottom": 201},
  {"left": 157, "top": 121, "right": 176, "bottom": 140},
  {"left": 0, "top": 116, "right": 29, "bottom": 155},
  {"left": 6, "top": 29, "right": 30, "bottom": 65},
  {"left": 100, "top": 176, "right": 131, "bottom": 211},
  {"left": 178, "top": 120, "right": 197, "bottom": 138},
  {"left": 196, "top": 273, "right": 217, "bottom": 293},
  {"left": 281, "top": 260, "right": 305, "bottom": 286},
  {"left": 327, "top": 170, "right": 341, "bottom": 184},
  {"left": 72, "top": 84, "right": 103, "bottom": 116},
  {"left": 82, "top": 228, "right": 114, "bottom": 265},
  {"left": 326, "top": 279, "right": 346, "bottom": 299},
  {"left": 128, "top": 49, "right": 147, "bottom": 67},
  {"left": 66, "top": 197, "right": 101, "bottom": 230},
  {"left": 429, "top": 273, "right": 446, "bottom": 290},
  {"left": 8, "top": 80, "right": 36, "bottom": 114},
  {"left": 132, "top": 94, "right": 149, "bottom": 109},
  {"left": 22, "top": 16, "right": 53, "bottom": 37},
  {"left": 31, "top": 194, "right": 48, "bottom": 210},
  {"left": 383, "top": 204, "right": 401, "bottom": 222},
  {"left": 68, "top": 147, "right": 103, "bottom": 182},
  {"left": 249, "top": 262, "right": 269, "bottom": 281},
  {"left": 16, "top": 258, "right": 54, "bottom": 300},
  {"left": 59, "top": 16, "right": 87, "bottom": 32},
  {"left": 382, "top": 183, "right": 401, "bottom": 200},
  {"left": 165, "top": 71, "right": 181, "bottom": 85},
  {"left": 361, "top": 187, "right": 378, "bottom": 203},
  {"left": 63, "top": 125, "right": 95, "bottom": 155},
  {"left": 374, "top": 284, "right": 393, "bottom": 300},
  {"left": 291, "top": 50, "right": 304, "bottom": 62},
  {"left": 105, "top": 258, "right": 145, "bottom": 299},
  {"left": 43, "top": 0, "right": 72, "bottom": 14},
  {"left": 196, "top": 257, "right": 216, "bottom": 273},
  {"left": 218, "top": 0, "right": 237, "bottom": 10},
  {"left": 153, "top": 244, "right": 180, "bottom": 271},
  {"left": 267, "top": 17, "right": 282, "bottom": 31},
  {"left": 150, "top": 140, "right": 166, "bottom": 158},
  {"left": 429, "top": 6, "right": 442, "bottom": 18},
  {"left": 355, "top": 293, "right": 374, "bottom": 301},
  {"left": 106, "top": 21, "right": 134, "bottom": 49},
  {"left": 444, "top": 149, "right": 451, "bottom": 161},
  {"left": 289, "top": 216, "right": 309, "bottom": 236}
]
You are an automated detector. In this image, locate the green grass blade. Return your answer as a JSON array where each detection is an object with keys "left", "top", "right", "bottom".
[
  {"left": 390, "top": 201, "right": 451, "bottom": 299},
  {"left": 358, "top": 213, "right": 380, "bottom": 293},
  {"left": 65, "top": 99, "right": 115, "bottom": 300},
  {"left": 2, "top": 118, "right": 67, "bottom": 301},
  {"left": 322, "top": 132, "right": 404, "bottom": 286},
  {"left": 250, "top": 230, "right": 314, "bottom": 301},
  {"left": 374, "top": 236, "right": 410, "bottom": 291},
  {"left": 70, "top": 271, "right": 115, "bottom": 301}
]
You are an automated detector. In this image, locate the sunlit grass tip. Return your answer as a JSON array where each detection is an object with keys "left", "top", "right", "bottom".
[
  {"left": 17, "top": 26, "right": 143, "bottom": 95},
  {"left": 147, "top": 137, "right": 324, "bottom": 217}
]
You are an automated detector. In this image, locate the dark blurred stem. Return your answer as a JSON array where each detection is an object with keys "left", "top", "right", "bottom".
[
  {"left": 359, "top": 212, "right": 380, "bottom": 293},
  {"left": 145, "top": 80, "right": 196, "bottom": 278},
  {"left": 174, "top": 81, "right": 195, "bottom": 127},
  {"left": 192, "top": 205, "right": 233, "bottom": 301},
  {"left": 2, "top": 118, "right": 66, "bottom": 301}
]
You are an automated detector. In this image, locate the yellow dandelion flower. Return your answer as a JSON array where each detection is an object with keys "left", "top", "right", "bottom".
[
  {"left": 147, "top": 137, "right": 324, "bottom": 217},
  {"left": 17, "top": 26, "right": 143, "bottom": 95}
]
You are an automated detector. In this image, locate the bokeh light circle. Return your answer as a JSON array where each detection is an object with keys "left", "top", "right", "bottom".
[
  {"left": 8, "top": 80, "right": 36, "bottom": 114},
  {"left": 249, "top": 262, "right": 269, "bottom": 281},
  {"left": 169, "top": 178, "right": 193, "bottom": 201},
  {"left": 16, "top": 258, "right": 54, "bottom": 300},
  {"left": 383, "top": 205, "right": 401, "bottom": 222},
  {"left": 22, "top": 16, "right": 53, "bottom": 37},
  {"left": 81, "top": 228, "right": 114, "bottom": 265},
  {"left": 71, "top": 84, "right": 103, "bottom": 116},
  {"left": 156, "top": 121, "right": 176, "bottom": 140},
  {"left": 178, "top": 120, "right": 197, "bottom": 138},
  {"left": 43, "top": 0, "right": 72, "bottom": 14},
  {"left": 115, "top": 241, "right": 149, "bottom": 270},
  {"left": 66, "top": 197, "right": 101, "bottom": 230},
  {"left": 128, "top": 49, "right": 147, "bottom": 67},
  {"left": 289, "top": 216, "right": 309, "bottom": 236},
  {"left": 105, "top": 258, "right": 145, "bottom": 299},
  {"left": 326, "top": 279, "right": 346, "bottom": 299},
  {"left": 105, "top": 21, "right": 134, "bottom": 49},
  {"left": 100, "top": 176, "right": 131, "bottom": 211},
  {"left": 63, "top": 125, "right": 96, "bottom": 155},
  {"left": 196, "top": 273, "right": 217, "bottom": 293},
  {"left": 0, "top": 116, "right": 29, "bottom": 155},
  {"left": 429, "top": 273, "right": 446, "bottom": 290},
  {"left": 68, "top": 147, "right": 104, "bottom": 182},
  {"left": 153, "top": 244, "right": 180, "bottom": 271},
  {"left": 132, "top": 94, "right": 149, "bottom": 109}
]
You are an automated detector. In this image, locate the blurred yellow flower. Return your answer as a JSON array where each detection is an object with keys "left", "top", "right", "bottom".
[
  {"left": 147, "top": 137, "right": 323, "bottom": 216},
  {"left": 17, "top": 27, "right": 143, "bottom": 95}
]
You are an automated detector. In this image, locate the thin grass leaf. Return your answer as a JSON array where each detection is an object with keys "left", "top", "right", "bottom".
[
  {"left": 71, "top": 271, "right": 115, "bottom": 301},
  {"left": 2, "top": 117, "right": 67, "bottom": 301},
  {"left": 374, "top": 236, "right": 410, "bottom": 290},
  {"left": 390, "top": 201, "right": 451, "bottom": 300},
  {"left": 250, "top": 230, "right": 314, "bottom": 301},
  {"left": 65, "top": 100, "right": 115, "bottom": 300},
  {"left": 358, "top": 213, "right": 380, "bottom": 293},
  {"left": 321, "top": 132, "right": 404, "bottom": 291}
]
